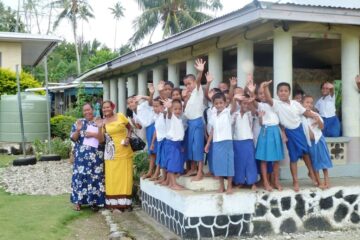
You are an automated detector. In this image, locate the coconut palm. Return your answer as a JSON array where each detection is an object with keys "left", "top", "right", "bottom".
[
  {"left": 109, "top": 2, "right": 125, "bottom": 51},
  {"left": 52, "top": 0, "right": 94, "bottom": 75},
  {"left": 131, "top": 0, "right": 223, "bottom": 46}
]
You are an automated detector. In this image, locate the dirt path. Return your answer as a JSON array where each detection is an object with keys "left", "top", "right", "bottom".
[{"left": 65, "top": 213, "right": 109, "bottom": 240}]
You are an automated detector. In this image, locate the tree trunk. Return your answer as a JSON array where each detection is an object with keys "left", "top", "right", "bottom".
[
  {"left": 114, "top": 19, "right": 118, "bottom": 51},
  {"left": 72, "top": 19, "right": 81, "bottom": 75},
  {"left": 46, "top": 2, "right": 53, "bottom": 34}
]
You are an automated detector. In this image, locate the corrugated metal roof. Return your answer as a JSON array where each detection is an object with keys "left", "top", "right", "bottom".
[{"left": 274, "top": 0, "right": 360, "bottom": 9}]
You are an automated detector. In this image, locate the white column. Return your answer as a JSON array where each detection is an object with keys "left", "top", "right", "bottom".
[
  {"left": 127, "top": 76, "right": 136, "bottom": 97},
  {"left": 153, "top": 66, "right": 164, "bottom": 96},
  {"left": 208, "top": 48, "right": 223, "bottom": 88},
  {"left": 109, "top": 79, "right": 118, "bottom": 111},
  {"left": 117, "top": 77, "right": 126, "bottom": 113},
  {"left": 138, "top": 71, "right": 147, "bottom": 96},
  {"left": 341, "top": 32, "right": 360, "bottom": 137},
  {"left": 237, "top": 39, "right": 254, "bottom": 87},
  {"left": 273, "top": 30, "right": 293, "bottom": 96},
  {"left": 103, "top": 80, "right": 110, "bottom": 101},
  {"left": 168, "top": 63, "right": 180, "bottom": 87},
  {"left": 186, "top": 59, "right": 197, "bottom": 75}
]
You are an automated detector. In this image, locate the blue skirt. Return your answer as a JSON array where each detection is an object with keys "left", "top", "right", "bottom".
[
  {"left": 255, "top": 125, "right": 284, "bottom": 161},
  {"left": 322, "top": 116, "right": 341, "bottom": 137},
  {"left": 309, "top": 136, "right": 333, "bottom": 171},
  {"left": 285, "top": 124, "right": 309, "bottom": 162},
  {"left": 146, "top": 123, "right": 157, "bottom": 155},
  {"left": 212, "top": 140, "right": 234, "bottom": 177},
  {"left": 233, "top": 140, "right": 258, "bottom": 185},
  {"left": 155, "top": 139, "right": 166, "bottom": 168},
  {"left": 186, "top": 117, "right": 204, "bottom": 161},
  {"left": 206, "top": 142, "right": 214, "bottom": 174},
  {"left": 165, "top": 140, "right": 184, "bottom": 174}
]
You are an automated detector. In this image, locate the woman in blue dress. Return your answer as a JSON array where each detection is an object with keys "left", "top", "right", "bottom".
[{"left": 70, "top": 103, "right": 105, "bottom": 211}]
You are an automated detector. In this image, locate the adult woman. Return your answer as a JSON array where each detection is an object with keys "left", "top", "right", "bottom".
[
  {"left": 70, "top": 103, "right": 105, "bottom": 211},
  {"left": 101, "top": 100, "right": 134, "bottom": 210}
]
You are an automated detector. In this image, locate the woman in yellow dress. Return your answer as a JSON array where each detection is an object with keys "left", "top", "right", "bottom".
[{"left": 101, "top": 100, "right": 134, "bottom": 210}]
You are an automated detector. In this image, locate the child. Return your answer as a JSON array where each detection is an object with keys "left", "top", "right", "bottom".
[
  {"left": 315, "top": 82, "right": 340, "bottom": 137},
  {"left": 163, "top": 99, "right": 186, "bottom": 190},
  {"left": 302, "top": 96, "right": 333, "bottom": 189},
  {"left": 183, "top": 59, "right": 206, "bottom": 181},
  {"left": 293, "top": 89, "right": 305, "bottom": 103},
  {"left": 171, "top": 88, "right": 183, "bottom": 101},
  {"left": 255, "top": 85, "right": 284, "bottom": 191},
  {"left": 232, "top": 94, "right": 258, "bottom": 190},
  {"left": 205, "top": 92, "right": 234, "bottom": 193},
  {"left": 262, "top": 80, "right": 318, "bottom": 192},
  {"left": 150, "top": 97, "right": 167, "bottom": 181}
]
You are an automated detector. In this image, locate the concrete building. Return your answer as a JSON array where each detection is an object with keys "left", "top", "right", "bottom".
[{"left": 75, "top": 0, "right": 360, "bottom": 178}]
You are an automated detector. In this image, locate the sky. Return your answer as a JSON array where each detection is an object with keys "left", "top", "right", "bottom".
[{"left": 2, "top": 0, "right": 253, "bottom": 49}]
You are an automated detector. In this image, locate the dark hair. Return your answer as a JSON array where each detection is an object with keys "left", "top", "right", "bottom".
[
  {"left": 126, "top": 108, "right": 133, "bottom": 118},
  {"left": 172, "top": 99, "right": 182, "bottom": 107},
  {"left": 183, "top": 74, "right": 196, "bottom": 81},
  {"left": 223, "top": 90, "right": 230, "bottom": 94},
  {"left": 212, "top": 92, "right": 226, "bottom": 103},
  {"left": 127, "top": 94, "right": 136, "bottom": 100},
  {"left": 172, "top": 87, "right": 182, "bottom": 95},
  {"left": 294, "top": 89, "right": 304, "bottom": 96},
  {"left": 302, "top": 95, "right": 314, "bottom": 102},
  {"left": 153, "top": 96, "right": 163, "bottom": 105},
  {"left": 164, "top": 81, "right": 174, "bottom": 88},
  {"left": 320, "top": 82, "right": 330, "bottom": 89},
  {"left": 212, "top": 87, "right": 222, "bottom": 94},
  {"left": 277, "top": 82, "right": 291, "bottom": 92},
  {"left": 82, "top": 102, "right": 93, "bottom": 110}
]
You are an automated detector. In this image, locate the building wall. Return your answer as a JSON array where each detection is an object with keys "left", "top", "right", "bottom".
[{"left": 0, "top": 42, "right": 22, "bottom": 71}]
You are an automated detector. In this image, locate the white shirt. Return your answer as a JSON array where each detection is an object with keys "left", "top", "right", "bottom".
[
  {"left": 258, "top": 102, "right": 280, "bottom": 126},
  {"left": 232, "top": 111, "right": 253, "bottom": 140},
  {"left": 205, "top": 107, "right": 216, "bottom": 135},
  {"left": 252, "top": 116, "right": 261, "bottom": 145},
  {"left": 135, "top": 101, "right": 155, "bottom": 128},
  {"left": 301, "top": 112, "right": 324, "bottom": 146},
  {"left": 272, "top": 99, "right": 306, "bottom": 129},
  {"left": 315, "top": 95, "right": 336, "bottom": 118},
  {"left": 166, "top": 114, "right": 185, "bottom": 141},
  {"left": 209, "top": 108, "right": 232, "bottom": 142},
  {"left": 184, "top": 86, "right": 205, "bottom": 120},
  {"left": 154, "top": 112, "right": 167, "bottom": 141}
]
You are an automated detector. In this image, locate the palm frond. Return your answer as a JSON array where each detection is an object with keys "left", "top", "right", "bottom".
[{"left": 130, "top": 8, "right": 160, "bottom": 46}]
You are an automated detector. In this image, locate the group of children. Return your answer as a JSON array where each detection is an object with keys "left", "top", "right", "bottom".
[{"left": 126, "top": 58, "right": 335, "bottom": 193}]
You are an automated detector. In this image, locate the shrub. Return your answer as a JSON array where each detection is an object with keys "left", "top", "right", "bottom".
[
  {"left": 50, "top": 115, "right": 76, "bottom": 139},
  {"left": 33, "top": 138, "right": 72, "bottom": 159},
  {"left": 133, "top": 151, "right": 149, "bottom": 183}
]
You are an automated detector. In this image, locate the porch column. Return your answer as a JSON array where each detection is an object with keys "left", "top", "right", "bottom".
[
  {"left": 208, "top": 48, "right": 223, "bottom": 88},
  {"left": 168, "top": 63, "right": 180, "bottom": 87},
  {"left": 186, "top": 59, "right": 197, "bottom": 75},
  {"left": 127, "top": 76, "right": 136, "bottom": 97},
  {"left": 237, "top": 39, "right": 254, "bottom": 87},
  {"left": 103, "top": 80, "right": 110, "bottom": 101},
  {"left": 153, "top": 66, "right": 164, "bottom": 96},
  {"left": 341, "top": 32, "right": 360, "bottom": 137},
  {"left": 273, "top": 30, "right": 293, "bottom": 96},
  {"left": 138, "top": 71, "right": 147, "bottom": 96},
  {"left": 117, "top": 77, "right": 126, "bottom": 113},
  {"left": 109, "top": 79, "right": 118, "bottom": 111}
]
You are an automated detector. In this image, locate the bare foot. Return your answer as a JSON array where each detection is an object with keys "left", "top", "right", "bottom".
[
  {"left": 226, "top": 188, "right": 234, "bottom": 195},
  {"left": 273, "top": 181, "right": 283, "bottom": 191},
  {"left": 263, "top": 183, "right": 273, "bottom": 192},
  {"left": 308, "top": 172, "right": 319, "bottom": 186},
  {"left": 318, "top": 183, "right": 326, "bottom": 190},
  {"left": 204, "top": 172, "right": 213, "bottom": 177},
  {"left": 170, "top": 184, "right": 185, "bottom": 190},
  {"left": 191, "top": 173, "right": 203, "bottom": 181},
  {"left": 324, "top": 181, "right": 330, "bottom": 189},
  {"left": 142, "top": 172, "right": 153, "bottom": 179},
  {"left": 251, "top": 184, "right": 257, "bottom": 191},
  {"left": 293, "top": 181, "right": 300, "bottom": 192},
  {"left": 154, "top": 177, "right": 165, "bottom": 184},
  {"left": 217, "top": 188, "right": 225, "bottom": 193},
  {"left": 184, "top": 170, "right": 197, "bottom": 177}
]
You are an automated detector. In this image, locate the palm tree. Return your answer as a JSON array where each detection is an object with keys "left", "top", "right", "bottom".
[
  {"left": 109, "top": 2, "right": 125, "bottom": 51},
  {"left": 130, "top": 0, "right": 223, "bottom": 46},
  {"left": 52, "top": 0, "right": 94, "bottom": 75}
]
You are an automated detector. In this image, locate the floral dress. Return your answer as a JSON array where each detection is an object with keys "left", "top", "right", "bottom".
[{"left": 70, "top": 119, "right": 105, "bottom": 207}]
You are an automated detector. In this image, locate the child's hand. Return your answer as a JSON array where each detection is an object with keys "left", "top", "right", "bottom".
[
  {"left": 281, "top": 129, "right": 288, "bottom": 143},
  {"left": 134, "top": 95, "right": 144, "bottom": 102},
  {"left": 234, "top": 94, "right": 245, "bottom": 101},
  {"left": 150, "top": 143, "right": 154, "bottom": 151},
  {"left": 260, "top": 80, "right": 272, "bottom": 88},
  {"left": 204, "top": 144, "right": 210, "bottom": 153},
  {"left": 158, "top": 81, "right": 165, "bottom": 92},
  {"left": 205, "top": 72, "right": 213, "bottom": 83},
  {"left": 161, "top": 99, "right": 172, "bottom": 109},
  {"left": 325, "top": 82, "right": 334, "bottom": 89},
  {"left": 76, "top": 119, "right": 82, "bottom": 131},
  {"left": 258, "top": 110, "right": 265, "bottom": 118},
  {"left": 229, "top": 77, "right": 237, "bottom": 87},
  {"left": 246, "top": 75, "right": 256, "bottom": 93},
  {"left": 244, "top": 96, "right": 256, "bottom": 103},
  {"left": 182, "top": 89, "right": 189, "bottom": 99},
  {"left": 194, "top": 58, "right": 206, "bottom": 72},
  {"left": 148, "top": 83, "right": 155, "bottom": 95}
]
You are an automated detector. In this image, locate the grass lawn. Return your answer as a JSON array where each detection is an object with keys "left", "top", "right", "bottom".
[{"left": 0, "top": 154, "right": 16, "bottom": 168}]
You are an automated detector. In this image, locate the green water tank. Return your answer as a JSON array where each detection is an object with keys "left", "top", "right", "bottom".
[{"left": 0, "top": 93, "right": 49, "bottom": 142}]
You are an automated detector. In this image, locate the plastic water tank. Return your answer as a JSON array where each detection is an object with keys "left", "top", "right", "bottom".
[{"left": 0, "top": 93, "right": 49, "bottom": 142}]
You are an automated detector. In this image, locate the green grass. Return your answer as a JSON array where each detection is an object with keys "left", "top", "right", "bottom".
[
  {"left": 0, "top": 154, "right": 16, "bottom": 168},
  {"left": 0, "top": 189, "right": 92, "bottom": 240}
]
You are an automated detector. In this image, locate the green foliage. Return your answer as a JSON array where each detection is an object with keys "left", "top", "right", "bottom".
[
  {"left": 0, "top": 154, "right": 16, "bottom": 168},
  {"left": 0, "top": 1, "right": 25, "bottom": 32},
  {"left": 33, "top": 138, "right": 72, "bottom": 159},
  {"left": 86, "top": 49, "right": 119, "bottom": 69},
  {"left": 0, "top": 68, "right": 43, "bottom": 96},
  {"left": 64, "top": 83, "right": 95, "bottom": 118},
  {"left": 334, "top": 80, "right": 342, "bottom": 114},
  {"left": 133, "top": 151, "right": 149, "bottom": 182},
  {"left": 50, "top": 114, "right": 76, "bottom": 139}
]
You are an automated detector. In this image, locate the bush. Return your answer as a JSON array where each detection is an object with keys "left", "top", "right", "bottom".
[
  {"left": 33, "top": 138, "right": 72, "bottom": 160},
  {"left": 133, "top": 151, "right": 149, "bottom": 182},
  {"left": 50, "top": 115, "right": 76, "bottom": 139}
]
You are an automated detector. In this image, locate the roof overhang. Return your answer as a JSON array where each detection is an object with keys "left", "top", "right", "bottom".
[
  {"left": 0, "top": 32, "right": 62, "bottom": 67},
  {"left": 25, "top": 81, "right": 102, "bottom": 92}
]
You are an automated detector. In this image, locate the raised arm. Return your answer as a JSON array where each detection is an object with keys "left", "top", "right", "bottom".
[
  {"left": 194, "top": 59, "right": 206, "bottom": 90},
  {"left": 327, "top": 82, "right": 335, "bottom": 97},
  {"left": 205, "top": 72, "right": 214, "bottom": 101},
  {"left": 312, "top": 114, "right": 324, "bottom": 130},
  {"left": 162, "top": 99, "right": 173, "bottom": 118},
  {"left": 229, "top": 77, "right": 237, "bottom": 99},
  {"left": 148, "top": 83, "right": 155, "bottom": 106},
  {"left": 245, "top": 74, "right": 258, "bottom": 108},
  {"left": 261, "top": 80, "right": 274, "bottom": 106}
]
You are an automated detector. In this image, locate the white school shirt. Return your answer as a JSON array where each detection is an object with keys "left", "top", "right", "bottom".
[
  {"left": 184, "top": 86, "right": 205, "bottom": 120},
  {"left": 135, "top": 101, "right": 155, "bottom": 127},
  {"left": 252, "top": 115, "right": 261, "bottom": 145},
  {"left": 154, "top": 112, "right": 167, "bottom": 141},
  {"left": 315, "top": 95, "right": 336, "bottom": 118},
  {"left": 301, "top": 112, "right": 324, "bottom": 146},
  {"left": 165, "top": 114, "right": 185, "bottom": 141},
  {"left": 205, "top": 107, "right": 216, "bottom": 135},
  {"left": 258, "top": 102, "right": 280, "bottom": 126},
  {"left": 209, "top": 108, "right": 232, "bottom": 142},
  {"left": 272, "top": 99, "right": 306, "bottom": 129},
  {"left": 232, "top": 111, "right": 253, "bottom": 140}
]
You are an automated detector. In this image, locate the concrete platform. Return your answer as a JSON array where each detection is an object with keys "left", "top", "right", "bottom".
[{"left": 141, "top": 177, "right": 360, "bottom": 239}]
